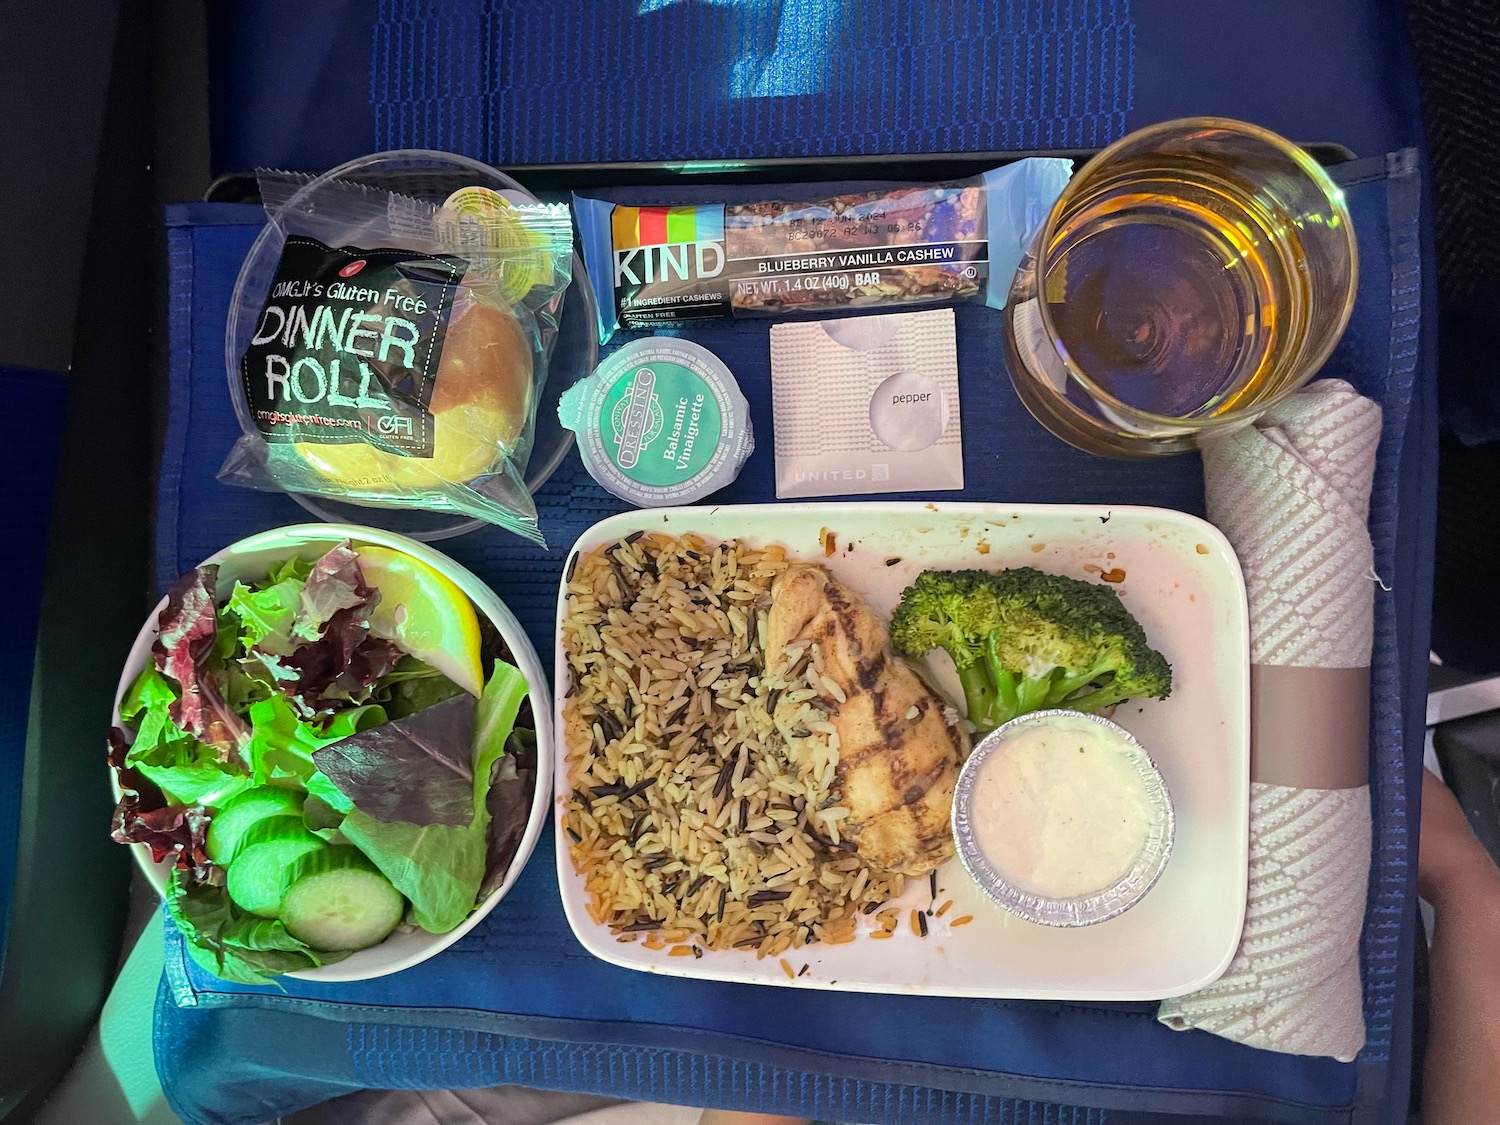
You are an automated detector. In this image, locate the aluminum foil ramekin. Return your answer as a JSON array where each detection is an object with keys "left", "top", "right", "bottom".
[{"left": 951, "top": 709, "right": 1175, "bottom": 927}]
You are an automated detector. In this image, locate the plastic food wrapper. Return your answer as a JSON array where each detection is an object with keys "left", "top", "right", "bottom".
[
  {"left": 219, "top": 173, "right": 574, "bottom": 544},
  {"left": 575, "top": 158, "right": 1072, "bottom": 342}
]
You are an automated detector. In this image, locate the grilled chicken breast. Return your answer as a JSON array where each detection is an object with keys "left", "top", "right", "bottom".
[{"left": 766, "top": 563, "right": 966, "bottom": 876}]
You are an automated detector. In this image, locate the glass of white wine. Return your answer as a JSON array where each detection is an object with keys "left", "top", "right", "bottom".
[{"left": 1003, "top": 118, "right": 1358, "bottom": 457}]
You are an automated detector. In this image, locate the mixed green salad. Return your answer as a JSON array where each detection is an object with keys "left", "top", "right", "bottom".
[{"left": 108, "top": 540, "right": 536, "bottom": 984}]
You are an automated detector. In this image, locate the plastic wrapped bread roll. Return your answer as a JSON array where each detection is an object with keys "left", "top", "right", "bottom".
[
  {"left": 219, "top": 172, "right": 574, "bottom": 545},
  {"left": 292, "top": 291, "right": 534, "bottom": 491}
]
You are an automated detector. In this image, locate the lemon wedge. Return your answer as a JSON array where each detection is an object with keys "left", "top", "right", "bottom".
[{"left": 355, "top": 545, "right": 485, "bottom": 697}]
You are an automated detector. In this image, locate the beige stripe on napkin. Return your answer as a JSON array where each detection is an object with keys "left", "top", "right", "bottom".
[{"left": 1252, "top": 666, "right": 1369, "bottom": 790}]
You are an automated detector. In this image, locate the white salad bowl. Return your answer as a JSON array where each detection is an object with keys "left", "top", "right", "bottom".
[{"left": 111, "top": 523, "right": 553, "bottom": 981}]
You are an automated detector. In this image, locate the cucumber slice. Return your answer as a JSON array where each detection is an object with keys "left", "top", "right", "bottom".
[
  {"left": 206, "top": 787, "right": 305, "bottom": 865},
  {"left": 226, "top": 816, "right": 325, "bottom": 918},
  {"left": 281, "top": 848, "right": 405, "bottom": 952}
]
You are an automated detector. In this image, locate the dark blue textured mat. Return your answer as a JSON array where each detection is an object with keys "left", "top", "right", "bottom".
[
  {"left": 154, "top": 150, "right": 1427, "bottom": 1125},
  {"left": 205, "top": 1, "right": 1421, "bottom": 177}
]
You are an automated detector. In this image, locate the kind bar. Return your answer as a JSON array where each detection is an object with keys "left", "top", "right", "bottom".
[{"left": 575, "top": 158, "right": 1072, "bottom": 342}]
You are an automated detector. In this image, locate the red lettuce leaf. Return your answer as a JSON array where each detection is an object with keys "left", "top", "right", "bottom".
[
  {"left": 155, "top": 566, "right": 217, "bottom": 678},
  {"left": 312, "top": 692, "right": 477, "bottom": 825},
  {"left": 153, "top": 565, "right": 247, "bottom": 756},
  {"left": 480, "top": 758, "right": 535, "bottom": 898},
  {"left": 107, "top": 724, "right": 133, "bottom": 772},
  {"left": 243, "top": 544, "right": 400, "bottom": 719},
  {"left": 277, "top": 605, "right": 403, "bottom": 716},
  {"left": 297, "top": 542, "right": 372, "bottom": 638},
  {"left": 111, "top": 798, "right": 211, "bottom": 872},
  {"left": 110, "top": 731, "right": 212, "bottom": 874}
]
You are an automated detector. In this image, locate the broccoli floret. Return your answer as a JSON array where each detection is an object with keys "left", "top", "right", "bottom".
[{"left": 888, "top": 567, "right": 1172, "bottom": 732}]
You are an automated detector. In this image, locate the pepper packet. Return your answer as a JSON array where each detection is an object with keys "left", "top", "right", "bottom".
[{"left": 771, "top": 309, "right": 963, "bottom": 499}]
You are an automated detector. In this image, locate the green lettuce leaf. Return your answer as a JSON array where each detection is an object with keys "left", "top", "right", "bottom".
[
  {"left": 222, "top": 555, "right": 320, "bottom": 656},
  {"left": 301, "top": 793, "right": 348, "bottom": 843},
  {"left": 120, "top": 667, "right": 251, "bottom": 808},
  {"left": 338, "top": 660, "right": 527, "bottom": 933},
  {"left": 165, "top": 869, "right": 345, "bottom": 984},
  {"left": 122, "top": 664, "right": 177, "bottom": 721},
  {"left": 243, "top": 695, "right": 387, "bottom": 813},
  {"left": 371, "top": 656, "right": 468, "bottom": 720},
  {"left": 226, "top": 577, "right": 303, "bottom": 656},
  {"left": 272, "top": 555, "right": 315, "bottom": 584},
  {"left": 133, "top": 756, "right": 252, "bottom": 810},
  {"left": 213, "top": 620, "right": 238, "bottom": 664},
  {"left": 222, "top": 659, "right": 275, "bottom": 712},
  {"left": 120, "top": 666, "right": 180, "bottom": 765},
  {"left": 337, "top": 817, "right": 485, "bottom": 936}
]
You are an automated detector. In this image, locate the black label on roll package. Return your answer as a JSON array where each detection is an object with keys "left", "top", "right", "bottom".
[{"left": 241, "top": 235, "right": 466, "bottom": 457}]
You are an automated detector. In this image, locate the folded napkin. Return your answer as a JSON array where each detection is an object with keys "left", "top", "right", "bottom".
[{"left": 1157, "top": 379, "right": 1380, "bottom": 1062}]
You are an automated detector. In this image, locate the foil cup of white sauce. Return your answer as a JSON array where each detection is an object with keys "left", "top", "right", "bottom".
[{"left": 951, "top": 709, "right": 1175, "bottom": 927}]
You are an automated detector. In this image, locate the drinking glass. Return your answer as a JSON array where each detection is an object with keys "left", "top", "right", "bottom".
[{"left": 1002, "top": 118, "right": 1358, "bottom": 457}]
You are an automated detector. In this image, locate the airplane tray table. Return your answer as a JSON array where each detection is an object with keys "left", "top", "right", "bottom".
[
  {"left": 151, "top": 145, "right": 1432, "bottom": 1125},
  {"left": 156, "top": 3, "right": 1436, "bottom": 1122}
]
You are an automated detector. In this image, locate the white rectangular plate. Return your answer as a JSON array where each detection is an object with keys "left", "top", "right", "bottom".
[{"left": 553, "top": 502, "right": 1249, "bottom": 1000}]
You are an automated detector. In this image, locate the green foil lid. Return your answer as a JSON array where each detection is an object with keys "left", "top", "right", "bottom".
[{"left": 559, "top": 337, "right": 753, "bottom": 507}]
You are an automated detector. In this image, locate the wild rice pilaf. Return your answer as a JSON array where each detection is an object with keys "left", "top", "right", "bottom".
[{"left": 561, "top": 532, "right": 904, "bottom": 956}]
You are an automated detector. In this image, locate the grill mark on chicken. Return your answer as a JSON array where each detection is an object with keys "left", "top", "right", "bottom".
[
  {"left": 840, "top": 739, "right": 946, "bottom": 796},
  {"left": 766, "top": 563, "right": 966, "bottom": 876},
  {"left": 823, "top": 580, "right": 888, "bottom": 690}
]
